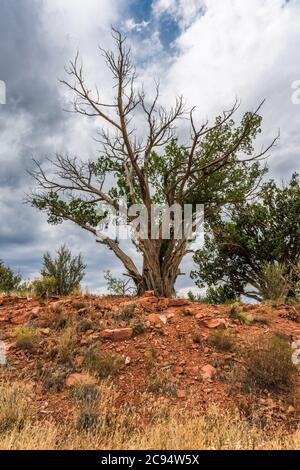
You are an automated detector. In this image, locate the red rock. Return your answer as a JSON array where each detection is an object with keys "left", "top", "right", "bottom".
[
  {"left": 176, "top": 389, "right": 186, "bottom": 398},
  {"left": 168, "top": 298, "right": 190, "bottom": 307},
  {"left": 147, "top": 314, "right": 168, "bottom": 325},
  {"left": 174, "top": 366, "right": 184, "bottom": 374},
  {"left": 99, "top": 328, "right": 133, "bottom": 341},
  {"left": 200, "top": 364, "right": 217, "bottom": 380},
  {"left": 142, "top": 297, "right": 158, "bottom": 304},
  {"left": 144, "top": 291, "right": 155, "bottom": 298},
  {"left": 40, "top": 328, "right": 50, "bottom": 335},
  {"left": 195, "top": 313, "right": 205, "bottom": 319},
  {"left": 65, "top": 373, "right": 96, "bottom": 387},
  {"left": 31, "top": 307, "right": 40, "bottom": 316},
  {"left": 199, "top": 318, "right": 227, "bottom": 329}
]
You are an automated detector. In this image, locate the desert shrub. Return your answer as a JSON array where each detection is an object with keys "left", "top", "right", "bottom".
[
  {"left": 208, "top": 330, "right": 235, "bottom": 351},
  {"left": 32, "top": 276, "right": 57, "bottom": 298},
  {"left": 71, "top": 383, "right": 100, "bottom": 406},
  {"left": 258, "top": 262, "right": 289, "bottom": 301},
  {"left": 76, "top": 410, "right": 99, "bottom": 432},
  {"left": 144, "top": 345, "right": 158, "bottom": 369},
  {"left": 146, "top": 369, "right": 177, "bottom": 397},
  {"left": 104, "top": 270, "right": 136, "bottom": 296},
  {"left": 77, "top": 320, "right": 94, "bottom": 333},
  {"left": 38, "top": 366, "right": 69, "bottom": 392},
  {"left": 132, "top": 318, "right": 147, "bottom": 336},
  {"left": 83, "top": 349, "right": 123, "bottom": 378},
  {"left": 244, "top": 334, "right": 296, "bottom": 392},
  {"left": 0, "top": 260, "right": 22, "bottom": 293},
  {"left": 41, "top": 245, "right": 86, "bottom": 296},
  {"left": 229, "top": 303, "right": 253, "bottom": 325},
  {"left": 57, "top": 326, "right": 76, "bottom": 364},
  {"left": 0, "top": 383, "right": 33, "bottom": 433},
  {"left": 193, "top": 334, "right": 202, "bottom": 344},
  {"left": 15, "top": 326, "right": 41, "bottom": 350}
]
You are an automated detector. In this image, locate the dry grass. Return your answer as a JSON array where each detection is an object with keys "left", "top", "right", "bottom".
[
  {"left": 0, "top": 381, "right": 300, "bottom": 450},
  {"left": 56, "top": 325, "right": 76, "bottom": 364}
]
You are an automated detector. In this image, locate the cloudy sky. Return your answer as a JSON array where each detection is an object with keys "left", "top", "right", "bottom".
[{"left": 0, "top": 0, "right": 300, "bottom": 294}]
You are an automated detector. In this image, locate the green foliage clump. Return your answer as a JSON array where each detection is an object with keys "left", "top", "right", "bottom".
[
  {"left": 104, "top": 270, "right": 136, "bottom": 296},
  {"left": 193, "top": 174, "right": 300, "bottom": 302},
  {"left": 41, "top": 245, "right": 86, "bottom": 296},
  {"left": 229, "top": 303, "right": 253, "bottom": 325},
  {"left": 0, "top": 260, "right": 21, "bottom": 293},
  {"left": 15, "top": 326, "right": 41, "bottom": 350},
  {"left": 32, "top": 276, "right": 57, "bottom": 298},
  {"left": 258, "top": 262, "right": 289, "bottom": 301}
]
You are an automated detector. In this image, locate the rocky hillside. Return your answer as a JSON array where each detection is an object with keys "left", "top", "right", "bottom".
[{"left": 0, "top": 292, "right": 300, "bottom": 429}]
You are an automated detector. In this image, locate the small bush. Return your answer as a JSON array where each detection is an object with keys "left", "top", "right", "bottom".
[
  {"left": 15, "top": 326, "right": 41, "bottom": 350},
  {"left": 132, "top": 318, "right": 147, "bottom": 336},
  {"left": 41, "top": 245, "right": 86, "bottom": 296},
  {"left": 83, "top": 349, "right": 123, "bottom": 378},
  {"left": 193, "top": 334, "right": 202, "bottom": 345},
  {"left": 57, "top": 326, "right": 76, "bottom": 364},
  {"left": 77, "top": 320, "right": 94, "bottom": 333},
  {"left": 76, "top": 410, "right": 99, "bottom": 432},
  {"left": 146, "top": 369, "right": 177, "bottom": 397},
  {"left": 258, "top": 262, "right": 289, "bottom": 302},
  {"left": 115, "top": 303, "right": 136, "bottom": 323},
  {"left": 39, "top": 367, "right": 69, "bottom": 392},
  {"left": 229, "top": 303, "right": 253, "bottom": 325},
  {"left": 244, "top": 334, "right": 296, "bottom": 392},
  {"left": 144, "top": 345, "right": 158, "bottom": 369},
  {"left": 0, "top": 260, "right": 22, "bottom": 293},
  {"left": 32, "top": 276, "right": 57, "bottom": 298},
  {"left": 208, "top": 330, "right": 235, "bottom": 351},
  {"left": 70, "top": 383, "right": 100, "bottom": 406}
]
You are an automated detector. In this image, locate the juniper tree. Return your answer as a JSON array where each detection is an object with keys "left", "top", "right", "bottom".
[
  {"left": 29, "top": 29, "right": 277, "bottom": 297},
  {"left": 192, "top": 174, "right": 300, "bottom": 301}
]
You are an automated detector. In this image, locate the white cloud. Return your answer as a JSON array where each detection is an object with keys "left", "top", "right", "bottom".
[
  {"left": 124, "top": 18, "right": 150, "bottom": 32},
  {"left": 153, "top": 0, "right": 206, "bottom": 28},
  {"left": 153, "top": 0, "right": 300, "bottom": 178}
]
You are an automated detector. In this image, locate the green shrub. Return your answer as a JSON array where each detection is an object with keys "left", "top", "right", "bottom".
[
  {"left": 258, "top": 262, "right": 289, "bottom": 301},
  {"left": 32, "top": 276, "right": 57, "bottom": 298},
  {"left": 0, "top": 260, "right": 22, "bottom": 293},
  {"left": 15, "top": 326, "right": 41, "bottom": 350},
  {"left": 41, "top": 245, "right": 86, "bottom": 296},
  {"left": 229, "top": 303, "right": 253, "bottom": 325},
  {"left": 244, "top": 334, "right": 296, "bottom": 392}
]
